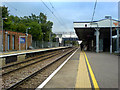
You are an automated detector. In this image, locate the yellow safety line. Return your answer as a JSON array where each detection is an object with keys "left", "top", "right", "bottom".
[
  {"left": 75, "top": 52, "right": 91, "bottom": 88},
  {"left": 84, "top": 51, "right": 99, "bottom": 90}
]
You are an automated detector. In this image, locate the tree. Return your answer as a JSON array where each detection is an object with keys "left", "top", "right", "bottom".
[
  {"left": 2, "top": 5, "right": 9, "bottom": 18},
  {"left": 2, "top": 6, "right": 10, "bottom": 30},
  {"left": 39, "top": 13, "right": 47, "bottom": 24},
  {"left": 39, "top": 13, "right": 53, "bottom": 41},
  {"left": 16, "top": 23, "right": 26, "bottom": 33},
  {"left": 28, "top": 22, "right": 42, "bottom": 41},
  {"left": 2, "top": 6, "right": 55, "bottom": 42}
]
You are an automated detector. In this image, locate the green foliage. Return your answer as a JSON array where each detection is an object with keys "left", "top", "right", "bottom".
[
  {"left": 72, "top": 41, "right": 78, "bottom": 45},
  {"left": 28, "top": 22, "right": 42, "bottom": 40},
  {"left": 2, "top": 6, "right": 55, "bottom": 41},
  {"left": 51, "top": 33, "right": 56, "bottom": 42},
  {"left": 39, "top": 13, "right": 47, "bottom": 24},
  {"left": 2, "top": 5, "right": 9, "bottom": 18}
]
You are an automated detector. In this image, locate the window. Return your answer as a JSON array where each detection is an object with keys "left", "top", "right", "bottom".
[{"left": 12, "top": 35, "right": 15, "bottom": 50}]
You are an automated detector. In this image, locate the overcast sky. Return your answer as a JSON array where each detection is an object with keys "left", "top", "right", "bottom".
[{"left": 1, "top": 1, "right": 118, "bottom": 33}]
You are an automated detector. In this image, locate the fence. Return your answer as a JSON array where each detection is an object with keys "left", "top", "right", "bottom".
[{"left": 32, "top": 41, "right": 59, "bottom": 49}]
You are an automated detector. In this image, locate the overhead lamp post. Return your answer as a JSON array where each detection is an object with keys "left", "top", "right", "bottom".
[
  {"left": 26, "top": 27, "right": 31, "bottom": 50},
  {"left": 49, "top": 32, "right": 52, "bottom": 48},
  {"left": 42, "top": 33, "right": 45, "bottom": 48},
  {"left": 2, "top": 18, "right": 7, "bottom": 53}
]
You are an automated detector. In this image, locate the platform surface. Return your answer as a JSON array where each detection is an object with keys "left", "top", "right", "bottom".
[
  {"left": 0, "top": 47, "right": 68, "bottom": 57},
  {"left": 43, "top": 49, "right": 119, "bottom": 89},
  {"left": 44, "top": 48, "right": 80, "bottom": 88},
  {"left": 86, "top": 52, "right": 118, "bottom": 88}
]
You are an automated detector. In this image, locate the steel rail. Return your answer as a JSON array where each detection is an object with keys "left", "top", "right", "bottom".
[
  {"left": 2, "top": 49, "right": 70, "bottom": 75},
  {"left": 6, "top": 48, "right": 76, "bottom": 90},
  {"left": 1, "top": 49, "right": 65, "bottom": 69}
]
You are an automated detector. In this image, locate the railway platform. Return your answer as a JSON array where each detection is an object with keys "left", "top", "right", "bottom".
[
  {"left": 0, "top": 47, "right": 70, "bottom": 67},
  {"left": 0, "top": 47, "right": 68, "bottom": 56},
  {"left": 36, "top": 48, "right": 119, "bottom": 89}
]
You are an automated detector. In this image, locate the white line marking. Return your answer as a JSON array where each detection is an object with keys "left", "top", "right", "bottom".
[{"left": 36, "top": 47, "right": 79, "bottom": 89}]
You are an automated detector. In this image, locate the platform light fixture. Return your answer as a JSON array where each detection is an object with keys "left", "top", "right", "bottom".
[
  {"left": 26, "top": 27, "right": 31, "bottom": 50},
  {"left": 2, "top": 18, "right": 7, "bottom": 53},
  {"left": 42, "top": 33, "right": 45, "bottom": 48}
]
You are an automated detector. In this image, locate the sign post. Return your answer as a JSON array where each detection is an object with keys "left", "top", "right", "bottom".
[{"left": 19, "top": 36, "right": 26, "bottom": 50}]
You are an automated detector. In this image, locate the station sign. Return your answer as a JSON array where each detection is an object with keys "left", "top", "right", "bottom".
[{"left": 20, "top": 37, "right": 25, "bottom": 43}]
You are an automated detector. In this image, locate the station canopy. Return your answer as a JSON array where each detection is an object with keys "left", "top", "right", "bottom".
[{"left": 73, "top": 18, "right": 119, "bottom": 41}]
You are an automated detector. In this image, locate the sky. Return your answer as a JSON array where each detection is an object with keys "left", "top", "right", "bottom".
[{"left": 1, "top": 1, "right": 118, "bottom": 33}]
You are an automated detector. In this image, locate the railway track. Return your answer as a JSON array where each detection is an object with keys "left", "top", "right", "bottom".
[
  {"left": 2, "top": 48, "right": 70, "bottom": 75},
  {"left": 2, "top": 47, "right": 76, "bottom": 89},
  {"left": 7, "top": 48, "right": 76, "bottom": 90}
]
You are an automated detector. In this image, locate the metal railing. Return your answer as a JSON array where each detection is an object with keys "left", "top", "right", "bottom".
[{"left": 32, "top": 41, "right": 59, "bottom": 49}]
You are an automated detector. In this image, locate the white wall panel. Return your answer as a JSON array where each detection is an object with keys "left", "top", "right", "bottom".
[{"left": 74, "top": 19, "right": 119, "bottom": 28}]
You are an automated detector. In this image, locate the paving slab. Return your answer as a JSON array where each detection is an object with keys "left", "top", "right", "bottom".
[
  {"left": 86, "top": 52, "right": 118, "bottom": 88},
  {"left": 44, "top": 48, "right": 81, "bottom": 88},
  {"left": 41, "top": 50, "right": 119, "bottom": 89},
  {"left": 43, "top": 49, "right": 91, "bottom": 88}
]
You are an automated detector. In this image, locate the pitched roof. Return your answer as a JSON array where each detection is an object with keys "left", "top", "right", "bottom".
[{"left": 73, "top": 18, "right": 120, "bottom": 23}]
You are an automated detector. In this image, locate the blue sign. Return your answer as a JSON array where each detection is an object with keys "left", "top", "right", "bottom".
[{"left": 20, "top": 37, "right": 25, "bottom": 43}]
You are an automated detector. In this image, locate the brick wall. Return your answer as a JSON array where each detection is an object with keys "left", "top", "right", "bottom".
[{"left": 3, "top": 30, "right": 32, "bottom": 51}]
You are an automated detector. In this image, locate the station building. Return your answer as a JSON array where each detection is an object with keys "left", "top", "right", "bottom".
[
  {"left": 55, "top": 32, "right": 79, "bottom": 46},
  {"left": 74, "top": 18, "right": 120, "bottom": 53},
  {"left": 1, "top": 30, "right": 32, "bottom": 52}
]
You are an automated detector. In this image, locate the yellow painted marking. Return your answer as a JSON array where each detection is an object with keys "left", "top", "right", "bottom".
[
  {"left": 75, "top": 52, "right": 91, "bottom": 88},
  {"left": 84, "top": 51, "right": 99, "bottom": 90}
]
